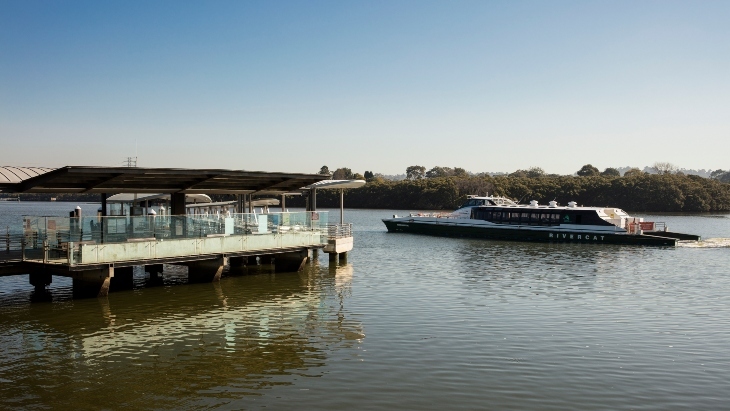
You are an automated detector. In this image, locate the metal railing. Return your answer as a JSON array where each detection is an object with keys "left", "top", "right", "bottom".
[
  {"left": 2, "top": 227, "right": 25, "bottom": 263},
  {"left": 327, "top": 223, "right": 352, "bottom": 239},
  {"left": 19, "top": 211, "right": 329, "bottom": 260}
]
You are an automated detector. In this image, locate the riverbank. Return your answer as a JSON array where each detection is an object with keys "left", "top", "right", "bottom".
[
  {"left": 305, "top": 174, "right": 730, "bottom": 212},
  {"left": 3, "top": 174, "right": 730, "bottom": 213}
]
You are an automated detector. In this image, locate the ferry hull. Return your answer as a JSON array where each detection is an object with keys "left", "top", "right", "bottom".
[{"left": 382, "top": 219, "right": 679, "bottom": 246}]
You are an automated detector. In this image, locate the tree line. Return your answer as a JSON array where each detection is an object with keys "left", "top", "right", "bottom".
[
  {"left": 4, "top": 164, "right": 729, "bottom": 213},
  {"left": 304, "top": 172, "right": 730, "bottom": 212}
]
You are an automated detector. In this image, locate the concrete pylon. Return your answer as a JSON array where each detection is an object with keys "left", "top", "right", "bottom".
[
  {"left": 110, "top": 266, "right": 134, "bottom": 291},
  {"left": 145, "top": 264, "right": 164, "bottom": 284},
  {"left": 229, "top": 256, "right": 249, "bottom": 268},
  {"left": 72, "top": 266, "right": 114, "bottom": 298},
  {"left": 185, "top": 257, "right": 225, "bottom": 283},
  {"left": 273, "top": 250, "right": 308, "bottom": 273},
  {"left": 228, "top": 256, "right": 249, "bottom": 275},
  {"left": 29, "top": 272, "right": 52, "bottom": 292}
]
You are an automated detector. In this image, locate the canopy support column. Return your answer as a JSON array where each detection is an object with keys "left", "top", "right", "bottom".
[
  {"left": 236, "top": 194, "right": 243, "bottom": 213},
  {"left": 100, "top": 193, "right": 107, "bottom": 243},
  {"left": 171, "top": 193, "right": 185, "bottom": 215},
  {"left": 100, "top": 193, "right": 107, "bottom": 217},
  {"left": 309, "top": 188, "right": 317, "bottom": 211},
  {"left": 340, "top": 189, "right": 344, "bottom": 224}
]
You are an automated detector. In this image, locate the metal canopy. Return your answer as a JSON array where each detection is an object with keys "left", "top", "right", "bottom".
[
  {"left": 0, "top": 166, "right": 329, "bottom": 195},
  {"left": 106, "top": 193, "right": 213, "bottom": 203},
  {"left": 302, "top": 179, "right": 367, "bottom": 190},
  {"left": 0, "top": 166, "right": 56, "bottom": 185}
]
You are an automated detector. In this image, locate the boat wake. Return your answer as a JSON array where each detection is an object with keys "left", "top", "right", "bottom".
[{"left": 678, "top": 238, "right": 730, "bottom": 248}]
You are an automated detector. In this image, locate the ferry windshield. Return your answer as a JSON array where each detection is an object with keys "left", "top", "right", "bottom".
[{"left": 459, "top": 199, "right": 484, "bottom": 208}]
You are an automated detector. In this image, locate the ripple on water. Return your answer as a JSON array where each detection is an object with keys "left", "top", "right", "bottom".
[
  {"left": 678, "top": 238, "right": 730, "bottom": 248},
  {"left": 1, "top": 210, "right": 730, "bottom": 410}
]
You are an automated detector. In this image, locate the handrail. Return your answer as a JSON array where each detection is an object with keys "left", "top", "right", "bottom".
[
  {"left": 327, "top": 223, "right": 352, "bottom": 239},
  {"left": 20, "top": 211, "right": 328, "bottom": 243},
  {"left": 1, "top": 227, "right": 25, "bottom": 263}
]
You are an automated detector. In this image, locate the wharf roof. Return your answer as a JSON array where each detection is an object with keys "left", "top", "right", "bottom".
[
  {"left": 0, "top": 166, "right": 329, "bottom": 195},
  {"left": 302, "top": 179, "right": 367, "bottom": 190},
  {"left": 0, "top": 166, "right": 56, "bottom": 184},
  {"left": 106, "top": 193, "right": 213, "bottom": 203}
]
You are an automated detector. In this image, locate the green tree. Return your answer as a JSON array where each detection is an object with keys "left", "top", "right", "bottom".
[
  {"left": 623, "top": 168, "right": 643, "bottom": 177},
  {"left": 526, "top": 167, "right": 545, "bottom": 178},
  {"left": 406, "top": 165, "right": 426, "bottom": 180},
  {"left": 453, "top": 167, "right": 469, "bottom": 178},
  {"left": 332, "top": 168, "right": 353, "bottom": 179},
  {"left": 710, "top": 169, "right": 730, "bottom": 183},
  {"left": 710, "top": 169, "right": 726, "bottom": 179},
  {"left": 426, "top": 166, "right": 452, "bottom": 178},
  {"left": 652, "top": 162, "right": 677, "bottom": 175},
  {"left": 318, "top": 165, "right": 330, "bottom": 175},
  {"left": 509, "top": 167, "right": 545, "bottom": 178},
  {"left": 577, "top": 164, "right": 600, "bottom": 177},
  {"left": 602, "top": 167, "right": 621, "bottom": 177},
  {"left": 364, "top": 171, "right": 374, "bottom": 181},
  {"left": 285, "top": 172, "right": 730, "bottom": 212}
]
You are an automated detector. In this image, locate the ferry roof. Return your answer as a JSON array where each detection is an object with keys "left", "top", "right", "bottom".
[
  {"left": 477, "top": 203, "right": 621, "bottom": 212},
  {"left": 0, "top": 166, "right": 329, "bottom": 195}
]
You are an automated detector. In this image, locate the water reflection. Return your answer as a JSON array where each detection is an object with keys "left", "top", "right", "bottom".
[
  {"left": 0, "top": 263, "right": 363, "bottom": 409},
  {"left": 454, "top": 240, "right": 658, "bottom": 299}
]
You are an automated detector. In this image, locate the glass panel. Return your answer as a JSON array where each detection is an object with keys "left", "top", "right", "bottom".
[{"left": 19, "top": 211, "right": 328, "bottom": 247}]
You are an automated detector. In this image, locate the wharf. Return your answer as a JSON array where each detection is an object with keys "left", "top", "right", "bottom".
[{"left": 0, "top": 166, "right": 362, "bottom": 298}]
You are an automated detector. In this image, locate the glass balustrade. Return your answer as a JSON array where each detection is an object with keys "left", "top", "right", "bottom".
[{"left": 20, "top": 211, "right": 328, "bottom": 262}]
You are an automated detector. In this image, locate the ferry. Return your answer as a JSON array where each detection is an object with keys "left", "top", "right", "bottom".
[{"left": 382, "top": 195, "right": 701, "bottom": 246}]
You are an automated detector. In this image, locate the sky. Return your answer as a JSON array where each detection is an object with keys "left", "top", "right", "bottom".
[{"left": 1, "top": 0, "right": 729, "bottom": 175}]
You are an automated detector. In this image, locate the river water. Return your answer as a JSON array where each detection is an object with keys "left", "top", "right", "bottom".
[{"left": 1, "top": 203, "right": 729, "bottom": 410}]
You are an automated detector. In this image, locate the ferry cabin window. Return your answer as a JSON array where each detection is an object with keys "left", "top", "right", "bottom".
[
  {"left": 461, "top": 199, "right": 482, "bottom": 208},
  {"left": 473, "top": 210, "right": 563, "bottom": 226}
]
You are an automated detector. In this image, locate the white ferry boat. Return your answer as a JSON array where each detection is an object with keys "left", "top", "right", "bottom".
[{"left": 382, "top": 195, "right": 700, "bottom": 246}]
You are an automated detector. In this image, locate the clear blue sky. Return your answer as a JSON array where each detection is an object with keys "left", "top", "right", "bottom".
[{"left": 1, "top": 0, "right": 729, "bottom": 175}]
